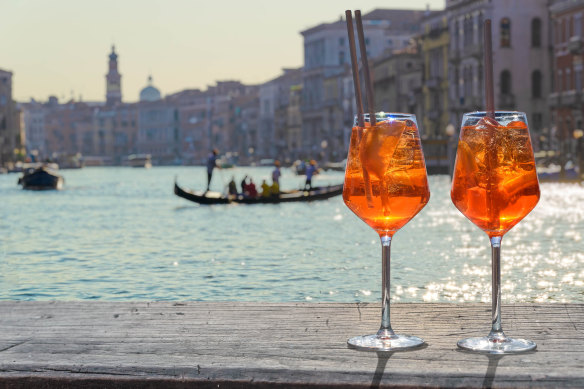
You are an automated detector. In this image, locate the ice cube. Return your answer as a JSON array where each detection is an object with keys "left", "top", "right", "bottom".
[
  {"left": 506, "top": 120, "right": 527, "bottom": 129},
  {"left": 359, "top": 119, "right": 406, "bottom": 180},
  {"left": 475, "top": 116, "right": 500, "bottom": 130}
]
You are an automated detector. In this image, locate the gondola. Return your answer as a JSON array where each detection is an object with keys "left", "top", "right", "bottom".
[
  {"left": 18, "top": 166, "right": 64, "bottom": 190},
  {"left": 174, "top": 180, "right": 343, "bottom": 205}
]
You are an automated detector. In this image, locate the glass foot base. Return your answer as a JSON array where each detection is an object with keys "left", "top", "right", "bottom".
[
  {"left": 348, "top": 334, "right": 425, "bottom": 351},
  {"left": 457, "top": 336, "right": 536, "bottom": 354}
]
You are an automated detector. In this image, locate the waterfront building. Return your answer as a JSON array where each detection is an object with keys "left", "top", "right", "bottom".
[
  {"left": 232, "top": 92, "right": 260, "bottom": 165},
  {"left": 167, "top": 89, "right": 210, "bottom": 164},
  {"left": 446, "top": 0, "right": 551, "bottom": 144},
  {"left": 420, "top": 11, "right": 450, "bottom": 138},
  {"left": 373, "top": 46, "right": 425, "bottom": 135},
  {"left": 301, "top": 9, "right": 436, "bottom": 161},
  {"left": 549, "top": 0, "right": 584, "bottom": 157},
  {"left": 20, "top": 99, "right": 47, "bottom": 160},
  {"left": 322, "top": 66, "right": 355, "bottom": 161},
  {"left": 136, "top": 78, "right": 180, "bottom": 164},
  {"left": 0, "top": 68, "right": 24, "bottom": 167},
  {"left": 259, "top": 68, "right": 302, "bottom": 160},
  {"left": 105, "top": 45, "right": 122, "bottom": 107},
  {"left": 285, "top": 85, "right": 304, "bottom": 161}
]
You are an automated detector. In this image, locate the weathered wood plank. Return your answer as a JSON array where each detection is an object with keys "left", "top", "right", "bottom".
[{"left": 0, "top": 302, "right": 583, "bottom": 388}]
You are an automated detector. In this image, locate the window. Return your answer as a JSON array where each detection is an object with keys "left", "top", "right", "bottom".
[
  {"left": 532, "top": 113, "right": 543, "bottom": 132},
  {"left": 338, "top": 51, "right": 345, "bottom": 65},
  {"left": 576, "top": 66, "right": 583, "bottom": 90},
  {"left": 500, "top": 18, "right": 511, "bottom": 47},
  {"left": 464, "top": 16, "right": 473, "bottom": 47},
  {"left": 575, "top": 13, "right": 583, "bottom": 37},
  {"left": 566, "top": 68, "right": 572, "bottom": 91},
  {"left": 531, "top": 18, "right": 542, "bottom": 47},
  {"left": 558, "top": 70, "right": 563, "bottom": 92},
  {"left": 500, "top": 70, "right": 512, "bottom": 95},
  {"left": 532, "top": 70, "right": 542, "bottom": 98},
  {"left": 339, "top": 37, "right": 345, "bottom": 46}
]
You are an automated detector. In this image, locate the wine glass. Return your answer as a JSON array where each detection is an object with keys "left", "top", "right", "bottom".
[
  {"left": 451, "top": 111, "right": 540, "bottom": 354},
  {"left": 343, "top": 112, "right": 430, "bottom": 351}
]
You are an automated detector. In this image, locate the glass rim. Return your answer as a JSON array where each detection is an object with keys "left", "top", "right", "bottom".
[
  {"left": 353, "top": 112, "right": 417, "bottom": 125},
  {"left": 463, "top": 111, "right": 526, "bottom": 117},
  {"left": 353, "top": 112, "right": 416, "bottom": 118}
]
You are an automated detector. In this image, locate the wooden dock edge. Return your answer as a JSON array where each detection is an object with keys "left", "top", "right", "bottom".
[{"left": 0, "top": 301, "right": 583, "bottom": 388}]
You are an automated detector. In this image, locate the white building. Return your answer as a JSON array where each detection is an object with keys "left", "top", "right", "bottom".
[
  {"left": 20, "top": 100, "right": 47, "bottom": 159},
  {"left": 300, "top": 9, "right": 436, "bottom": 160}
]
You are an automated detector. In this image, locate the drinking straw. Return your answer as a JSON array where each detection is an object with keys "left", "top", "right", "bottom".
[
  {"left": 484, "top": 19, "right": 495, "bottom": 120},
  {"left": 483, "top": 19, "right": 500, "bottom": 229},
  {"left": 345, "top": 10, "right": 374, "bottom": 207},
  {"left": 345, "top": 10, "right": 365, "bottom": 130},
  {"left": 355, "top": 10, "right": 376, "bottom": 126}
]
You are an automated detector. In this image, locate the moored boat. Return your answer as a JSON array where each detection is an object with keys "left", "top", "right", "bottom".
[
  {"left": 18, "top": 166, "right": 64, "bottom": 190},
  {"left": 174, "top": 180, "right": 343, "bottom": 205},
  {"left": 124, "top": 154, "right": 152, "bottom": 168}
]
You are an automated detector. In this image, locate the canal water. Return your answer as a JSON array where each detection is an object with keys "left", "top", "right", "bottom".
[{"left": 1, "top": 167, "right": 582, "bottom": 303}]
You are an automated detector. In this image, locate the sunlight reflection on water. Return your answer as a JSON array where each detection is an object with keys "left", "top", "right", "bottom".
[{"left": 1, "top": 167, "right": 582, "bottom": 303}]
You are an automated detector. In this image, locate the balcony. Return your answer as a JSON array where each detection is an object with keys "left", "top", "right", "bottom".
[
  {"left": 568, "top": 35, "right": 582, "bottom": 54},
  {"left": 548, "top": 93, "right": 560, "bottom": 108},
  {"left": 463, "top": 44, "right": 483, "bottom": 59},
  {"left": 560, "top": 90, "right": 582, "bottom": 107}
]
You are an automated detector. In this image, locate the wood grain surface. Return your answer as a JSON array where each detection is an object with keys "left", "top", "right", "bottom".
[{"left": 0, "top": 302, "right": 582, "bottom": 388}]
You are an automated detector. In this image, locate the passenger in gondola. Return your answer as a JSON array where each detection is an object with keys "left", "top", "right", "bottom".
[
  {"left": 240, "top": 175, "right": 248, "bottom": 194},
  {"left": 245, "top": 179, "right": 258, "bottom": 198},
  {"left": 261, "top": 179, "right": 272, "bottom": 197},
  {"left": 227, "top": 176, "right": 238, "bottom": 196},
  {"left": 270, "top": 180, "right": 280, "bottom": 197}
]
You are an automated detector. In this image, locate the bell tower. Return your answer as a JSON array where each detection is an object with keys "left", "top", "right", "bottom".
[{"left": 105, "top": 45, "right": 122, "bottom": 106}]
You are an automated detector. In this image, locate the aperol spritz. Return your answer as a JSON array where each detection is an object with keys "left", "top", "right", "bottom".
[
  {"left": 343, "top": 113, "right": 430, "bottom": 350},
  {"left": 451, "top": 111, "right": 540, "bottom": 353}
]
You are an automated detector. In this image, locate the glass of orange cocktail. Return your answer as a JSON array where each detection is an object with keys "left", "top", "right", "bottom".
[
  {"left": 451, "top": 111, "right": 540, "bottom": 353},
  {"left": 343, "top": 112, "right": 430, "bottom": 351}
]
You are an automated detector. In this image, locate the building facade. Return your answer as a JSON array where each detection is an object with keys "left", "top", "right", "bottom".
[
  {"left": 0, "top": 68, "right": 24, "bottom": 167},
  {"left": 447, "top": 0, "right": 552, "bottom": 144},
  {"left": 373, "top": 47, "right": 425, "bottom": 134},
  {"left": 301, "top": 9, "right": 436, "bottom": 161},
  {"left": 421, "top": 11, "right": 451, "bottom": 138},
  {"left": 549, "top": 0, "right": 584, "bottom": 157}
]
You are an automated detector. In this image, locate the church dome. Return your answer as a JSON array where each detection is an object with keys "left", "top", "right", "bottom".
[{"left": 139, "top": 76, "right": 161, "bottom": 102}]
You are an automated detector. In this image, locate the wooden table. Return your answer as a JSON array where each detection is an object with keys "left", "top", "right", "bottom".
[{"left": 0, "top": 302, "right": 582, "bottom": 388}]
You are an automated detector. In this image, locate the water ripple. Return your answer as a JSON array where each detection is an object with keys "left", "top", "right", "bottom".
[{"left": 0, "top": 167, "right": 582, "bottom": 303}]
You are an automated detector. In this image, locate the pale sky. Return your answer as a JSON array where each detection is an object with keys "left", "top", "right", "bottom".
[{"left": 1, "top": 0, "right": 444, "bottom": 103}]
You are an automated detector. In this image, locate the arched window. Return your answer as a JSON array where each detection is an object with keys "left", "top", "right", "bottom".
[
  {"left": 501, "top": 70, "right": 512, "bottom": 95},
  {"left": 501, "top": 18, "right": 511, "bottom": 47},
  {"left": 531, "top": 18, "right": 542, "bottom": 47},
  {"left": 532, "top": 70, "right": 542, "bottom": 98}
]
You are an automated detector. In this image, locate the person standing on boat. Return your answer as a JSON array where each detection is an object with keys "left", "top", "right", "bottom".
[
  {"left": 272, "top": 160, "right": 281, "bottom": 186},
  {"left": 206, "top": 148, "right": 220, "bottom": 192},
  {"left": 304, "top": 159, "right": 317, "bottom": 190},
  {"left": 271, "top": 160, "right": 281, "bottom": 196}
]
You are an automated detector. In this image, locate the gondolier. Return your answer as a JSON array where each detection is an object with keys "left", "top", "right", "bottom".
[{"left": 206, "top": 148, "right": 220, "bottom": 192}]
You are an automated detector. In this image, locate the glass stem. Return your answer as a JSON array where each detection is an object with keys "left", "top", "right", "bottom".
[
  {"left": 489, "top": 236, "right": 505, "bottom": 340},
  {"left": 377, "top": 235, "right": 396, "bottom": 339}
]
